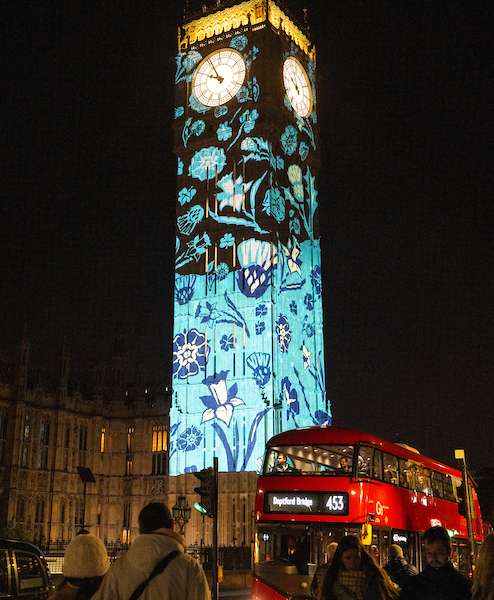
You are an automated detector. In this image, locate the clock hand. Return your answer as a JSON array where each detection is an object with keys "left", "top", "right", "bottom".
[
  {"left": 291, "top": 76, "right": 300, "bottom": 94},
  {"left": 208, "top": 60, "right": 224, "bottom": 84}
]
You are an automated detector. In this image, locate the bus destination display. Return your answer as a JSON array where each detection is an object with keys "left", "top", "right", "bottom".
[{"left": 265, "top": 492, "right": 349, "bottom": 515}]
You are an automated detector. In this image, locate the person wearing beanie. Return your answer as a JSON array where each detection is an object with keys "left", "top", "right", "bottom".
[
  {"left": 50, "top": 533, "right": 109, "bottom": 600},
  {"left": 384, "top": 544, "right": 417, "bottom": 590},
  {"left": 92, "top": 502, "right": 210, "bottom": 600}
]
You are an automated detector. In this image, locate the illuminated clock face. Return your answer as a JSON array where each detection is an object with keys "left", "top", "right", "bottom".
[
  {"left": 192, "top": 49, "right": 246, "bottom": 107},
  {"left": 283, "top": 57, "right": 312, "bottom": 117}
]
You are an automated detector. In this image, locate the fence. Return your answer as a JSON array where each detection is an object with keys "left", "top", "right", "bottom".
[
  {"left": 43, "top": 541, "right": 250, "bottom": 573},
  {"left": 188, "top": 545, "right": 252, "bottom": 571}
]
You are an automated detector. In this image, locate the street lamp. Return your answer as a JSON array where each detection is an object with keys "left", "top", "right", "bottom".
[
  {"left": 172, "top": 495, "right": 191, "bottom": 535},
  {"left": 76, "top": 466, "right": 96, "bottom": 532}
]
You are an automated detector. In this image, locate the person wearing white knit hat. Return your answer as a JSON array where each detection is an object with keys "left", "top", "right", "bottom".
[{"left": 50, "top": 533, "right": 109, "bottom": 600}]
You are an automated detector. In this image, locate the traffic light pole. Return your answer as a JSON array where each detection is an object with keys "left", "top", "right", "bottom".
[
  {"left": 212, "top": 456, "right": 219, "bottom": 600},
  {"left": 455, "top": 449, "right": 475, "bottom": 570}
]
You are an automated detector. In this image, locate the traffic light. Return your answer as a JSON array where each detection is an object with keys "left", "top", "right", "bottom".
[{"left": 193, "top": 466, "right": 216, "bottom": 518}]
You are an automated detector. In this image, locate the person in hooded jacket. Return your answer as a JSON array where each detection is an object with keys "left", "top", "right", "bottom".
[
  {"left": 92, "top": 502, "right": 210, "bottom": 600},
  {"left": 49, "top": 533, "right": 109, "bottom": 600},
  {"left": 401, "top": 526, "right": 471, "bottom": 600}
]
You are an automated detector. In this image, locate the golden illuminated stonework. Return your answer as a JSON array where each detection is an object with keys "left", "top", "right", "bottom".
[{"left": 179, "top": 0, "right": 316, "bottom": 62}]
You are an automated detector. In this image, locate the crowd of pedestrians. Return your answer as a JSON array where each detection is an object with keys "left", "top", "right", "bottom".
[
  {"left": 50, "top": 514, "right": 493, "bottom": 600},
  {"left": 313, "top": 527, "right": 494, "bottom": 600},
  {"left": 49, "top": 502, "right": 209, "bottom": 600}
]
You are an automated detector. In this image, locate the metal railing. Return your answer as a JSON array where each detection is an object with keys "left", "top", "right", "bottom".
[{"left": 188, "top": 545, "right": 252, "bottom": 571}]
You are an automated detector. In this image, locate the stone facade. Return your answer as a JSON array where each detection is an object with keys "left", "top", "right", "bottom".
[
  {"left": 0, "top": 338, "right": 169, "bottom": 547},
  {"left": 0, "top": 337, "right": 256, "bottom": 550}
]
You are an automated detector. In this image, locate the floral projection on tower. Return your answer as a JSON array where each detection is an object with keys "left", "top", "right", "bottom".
[{"left": 170, "top": 31, "right": 330, "bottom": 474}]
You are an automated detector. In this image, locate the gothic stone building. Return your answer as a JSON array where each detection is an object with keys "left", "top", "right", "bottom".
[
  {"left": 0, "top": 339, "right": 256, "bottom": 550},
  {"left": 0, "top": 338, "right": 169, "bottom": 548}
]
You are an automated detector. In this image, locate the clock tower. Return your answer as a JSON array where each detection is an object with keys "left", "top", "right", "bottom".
[{"left": 170, "top": 0, "right": 330, "bottom": 476}]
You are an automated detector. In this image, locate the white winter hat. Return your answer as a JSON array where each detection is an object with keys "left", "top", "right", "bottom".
[{"left": 63, "top": 534, "right": 109, "bottom": 579}]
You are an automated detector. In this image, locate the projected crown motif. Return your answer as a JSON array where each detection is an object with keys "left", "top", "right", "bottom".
[{"left": 170, "top": 0, "right": 330, "bottom": 475}]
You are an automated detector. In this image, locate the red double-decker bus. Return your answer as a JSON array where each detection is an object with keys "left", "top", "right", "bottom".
[{"left": 252, "top": 426, "right": 484, "bottom": 599}]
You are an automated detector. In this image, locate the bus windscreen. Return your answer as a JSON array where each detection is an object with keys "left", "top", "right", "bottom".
[{"left": 264, "top": 445, "right": 354, "bottom": 475}]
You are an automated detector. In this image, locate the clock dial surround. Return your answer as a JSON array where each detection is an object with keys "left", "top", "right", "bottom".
[
  {"left": 283, "top": 56, "right": 312, "bottom": 118},
  {"left": 192, "top": 48, "right": 246, "bottom": 107}
]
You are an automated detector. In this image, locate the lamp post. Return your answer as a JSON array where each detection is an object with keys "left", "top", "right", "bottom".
[
  {"left": 172, "top": 495, "right": 191, "bottom": 535},
  {"left": 76, "top": 466, "right": 96, "bottom": 533}
]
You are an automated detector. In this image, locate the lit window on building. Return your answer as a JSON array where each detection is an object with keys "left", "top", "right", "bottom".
[
  {"left": 152, "top": 425, "right": 167, "bottom": 475},
  {"left": 122, "top": 503, "right": 131, "bottom": 544},
  {"left": 125, "top": 426, "right": 135, "bottom": 476},
  {"left": 100, "top": 427, "right": 106, "bottom": 453}
]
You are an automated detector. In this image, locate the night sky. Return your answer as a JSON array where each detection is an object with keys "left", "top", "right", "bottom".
[{"left": 2, "top": 2, "right": 492, "bottom": 468}]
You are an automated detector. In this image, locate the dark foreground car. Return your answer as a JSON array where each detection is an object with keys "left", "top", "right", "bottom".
[{"left": 0, "top": 538, "right": 51, "bottom": 599}]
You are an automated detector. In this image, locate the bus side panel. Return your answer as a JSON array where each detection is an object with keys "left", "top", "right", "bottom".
[{"left": 252, "top": 577, "right": 289, "bottom": 600}]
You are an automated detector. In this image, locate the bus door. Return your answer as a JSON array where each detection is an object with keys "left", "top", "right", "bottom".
[
  {"left": 391, "top": 530, "right": 420, "bottom": 572},
  {"left": 370, "top": 528, "right": 391, "bottom": 567},
  {"left": 451, "top": 538, "right": 470, "bottom": 576}
]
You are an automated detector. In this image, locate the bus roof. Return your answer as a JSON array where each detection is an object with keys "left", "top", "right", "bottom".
[{"left": 267, "top": 426, "right": 462, "bottom": 478}]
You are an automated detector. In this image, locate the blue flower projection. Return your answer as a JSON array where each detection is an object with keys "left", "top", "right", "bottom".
[
  {"left": 175, "top": 274, "right": 196, "bottom": 305},
  {"left": 219, "top": 233, "right": 235, "bottom": 249},
  {"left": 178, "top": 186, "right": 197, "bottom": 206},
  {"left": 282, "top": 377, "right": 299, "bottom": 417},
  {"left": 236, "top": 239, "right": 276, "bottom": 298},
  {"left": 177, "top": 426, "right": 203, "bottom": 451},
  {"left": 189, "top": 147, "right": 227, "bottom": 181},
  {"left": 281, "top": 125, "right": 298, "bottom": 156},
  {"left": 246, "top": 352, "right": 271, "bottom": 387},
  {"left": 170, "top": 34, "right": 329, "bottom": 475},
  {"left": 220, "top": 334, "right": 236, "bottom": 351},
  {"left": 276, "top": 315, "right": 292, "bottom": 352},
  {"left": 229, "top": 34, "right": 249, "bottom": 51},
  {"left": 172, "top": 329, "right": 209, "bottom": 379},
  {"left": 217, "top": 122, "right": 233, "bottom": 141}
]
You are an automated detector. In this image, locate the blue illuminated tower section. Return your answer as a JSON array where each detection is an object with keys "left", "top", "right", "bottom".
[{"left": 170, "top": 1, "right": 330, "bottom": 474}]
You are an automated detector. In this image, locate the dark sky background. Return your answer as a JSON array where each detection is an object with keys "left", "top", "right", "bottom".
[{"left": 2, "top": 2, "right": 492, "bottom": 469}]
